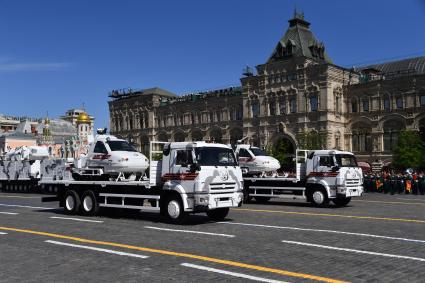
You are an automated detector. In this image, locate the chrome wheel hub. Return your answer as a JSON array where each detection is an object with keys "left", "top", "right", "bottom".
[{"left": 167, "top": 200, "right": 180, "bottom": 219}]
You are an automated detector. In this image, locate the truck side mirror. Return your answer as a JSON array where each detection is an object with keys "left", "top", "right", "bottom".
[
  {"left": 331, "top": 166, "right": 340, "bottom": 172},
  {"left": 190, "top": 163, "right": 201, "bottom": 173}
]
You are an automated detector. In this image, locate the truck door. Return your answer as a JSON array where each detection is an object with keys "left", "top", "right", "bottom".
[
  {"left": 171, "top": 149, "right": 196, "bottom": 178},
  {"left": 317, "top": 155, "right": 335, "bottom": 173}
]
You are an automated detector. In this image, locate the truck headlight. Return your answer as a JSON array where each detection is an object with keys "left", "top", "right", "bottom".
[{"left": 199, "top": 196, "right": 209, "bottom": 203}]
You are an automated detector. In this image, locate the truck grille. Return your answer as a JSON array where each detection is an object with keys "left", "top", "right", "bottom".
[
  {"left": 346, "top": 179, "right": 360, "bottom": 186},
  {"left": 209, "top": 182, "right": 236, "bottom": 191}
]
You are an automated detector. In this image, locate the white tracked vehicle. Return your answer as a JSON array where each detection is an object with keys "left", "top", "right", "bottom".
[{"left": 243, "top": 149, "right": 363, "bottom": 207}]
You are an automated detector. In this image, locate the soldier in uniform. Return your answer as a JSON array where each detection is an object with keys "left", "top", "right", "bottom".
[
  {"left": 363, "top": 173, "right": 370, "bottom": 192},
  {"left": 412, "top": 172, "right": 419, "bottom": 195},
  {"left": 383, "top": 172, "right": 390, "bottom": 194},
  {"left": 397, "top": 173, "right": 405, "bottom": 194},
  {"left": 419, "top": 172, "right": 425, "bottom": 195}
]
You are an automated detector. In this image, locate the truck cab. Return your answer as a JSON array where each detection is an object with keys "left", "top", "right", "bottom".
[
  {"left": 158, "top": 141, "right": 243, "bottom": 222},
  {"left": 305, "top": 150, "right": 363, "bottom": 206}
]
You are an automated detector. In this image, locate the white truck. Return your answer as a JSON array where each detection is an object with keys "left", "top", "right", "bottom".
[
  {"left": 243, "top": 149, "right": 363, "bottom": 207},
  {"left": 37, "top": 140, "right": 243, "bottom": 223}
]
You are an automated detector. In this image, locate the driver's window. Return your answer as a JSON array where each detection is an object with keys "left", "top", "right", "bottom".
[
  {"left": 94, "top": 141, "right": 108, "bottom": 154},
  {"left": 319, "top": 156, "right": 334, "bottom": 167},
  {"left": 238, "top": 149, "right": 251, "bottom": 158},
  {"left": 176, "top": 150, "right": 193, "bottom": 166}
]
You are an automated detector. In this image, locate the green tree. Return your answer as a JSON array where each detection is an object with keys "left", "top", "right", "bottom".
[
  {"left": 296, "top": 131, "right": 326, "bottom": 150},
  {"left": 392, "top": 130, "right": 425, "bottom": 169},
  {"left": 266, "top": 139, "right": 294, "bottom": 169}
]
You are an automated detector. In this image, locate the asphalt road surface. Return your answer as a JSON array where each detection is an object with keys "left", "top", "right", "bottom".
[{"left": 0, "top": 192, "right": 425, "bottom": 283}]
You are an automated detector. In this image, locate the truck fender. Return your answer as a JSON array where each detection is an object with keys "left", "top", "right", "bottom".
[
  {"left": 162, "top": 181, "right": 191, "bottom": 211},
  {"left": 306, "top": 180, "right": 333, "bottom": 199}
]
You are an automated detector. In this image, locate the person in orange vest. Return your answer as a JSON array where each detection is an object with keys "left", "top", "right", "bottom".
[{"left": 405, "top": 174, "right": 412, "bottom": 194}]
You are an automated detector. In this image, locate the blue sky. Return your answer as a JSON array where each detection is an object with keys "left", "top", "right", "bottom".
[{"left": 1, "top": 0, "right": 425, "bottom": 128}]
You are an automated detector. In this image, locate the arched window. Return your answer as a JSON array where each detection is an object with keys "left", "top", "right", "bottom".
[
  {"left": 396, "top": 97, "right": 403, "bottom": 109},
  {"left": 335, "top": 95, "right": 341, "bottom": 113},
  {"left": 383, "top": 120, "right": 404, "bottom": 151},
  {"left": 335, "top": 132, "right": 341, "bottom": 150},
  {"left": 289, "top": 97, "right": 297, "bottom": 113},
  {"left": 310, "top": 95, "right": 318, "bottom": 112},
  {"left": 351, "top": 122, "right": 372, "bottom": 152},
  {"left": 251, "top": 100, "right": 260, "bottom": 118},
  {"left": 269, "top": 100, "right": 276, "bottom": 116},
  {"left": 279, "top": 96, "right": 286, "bottom": 114},
  {"left": 383, "top": 96, "right": 391, "bottom": 110},
  {"left": 192, "top": 129, "right": 203, "bottom": 141},
  {"left": 174, "top": 132, "right": 185, "bottom": 142},
  {"left": 362, "top": 98, "right": 369, "bottom": 112},
  {"left": 236, "top": 106, "right": 243, "bottom": 120},
  {"left": 351, "top": 98, "right": 358, "bottom": 113}
]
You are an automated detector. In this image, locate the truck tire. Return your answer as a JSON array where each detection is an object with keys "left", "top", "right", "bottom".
[
  {"left": 207, "top": 207, "right": 229, "bottom": 221},
  {"left": 81, "top": 190, "right": 99, "bottom": 216},
  {"left": 332, "top": 197, "right": 351, "bottom": 207},
  {"left": 63, "top": 190, "right": 81, "bottom": 215},
  {"left": 161, "top": 195, "right": 188, "bottom": 224},
  {"left": 310, "top": 188, "right": 329, "bottom": 207},
  {"left": 255, "top": 196, "right": 271, "bottom": 204}
]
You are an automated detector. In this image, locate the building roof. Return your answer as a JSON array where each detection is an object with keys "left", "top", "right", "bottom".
[
  {"left": 268, "top": 12, "right": 332, "bottom": 64},
  {"left": 363, "top": 56, "right": 425, "bottom": 75},
  {"left": 109, "top": 87, "right": 177, "bottom": 101},
  {"left": 0, "top": 131, "right": 37, "bottom": 140}
]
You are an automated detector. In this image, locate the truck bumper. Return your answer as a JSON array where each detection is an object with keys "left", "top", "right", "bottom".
[
  {"left": 336, "top": 185, "right": 363, "bottom": 198},
  {"left": 193, "top": 192, "right": 243, "bottom": 211}
]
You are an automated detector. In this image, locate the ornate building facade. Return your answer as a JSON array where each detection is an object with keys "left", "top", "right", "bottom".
[{"left": 109, "top": 13, "right": 425, "bottom": 166}]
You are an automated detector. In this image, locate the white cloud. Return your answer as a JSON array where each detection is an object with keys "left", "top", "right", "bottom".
[{"left": 0, "top": 58, "right": 72, "bottom": 71}]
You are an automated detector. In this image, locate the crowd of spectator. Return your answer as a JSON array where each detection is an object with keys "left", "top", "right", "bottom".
[{"left": 363, "top": 171, "right": 425, "bottom": 195}]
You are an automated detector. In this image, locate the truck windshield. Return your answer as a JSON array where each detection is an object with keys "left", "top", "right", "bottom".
[
  {"left": 335, "top": 154, "right": 358, "bottom": 167},
  {"left": 250, "top": 147, "right": 267, "bottom": 156},
  {"left": 107, "top": 141, "right": 137, "bottom": 152},
  {"left": 195, "top": 147, "right": 237, "bottom": 166}
]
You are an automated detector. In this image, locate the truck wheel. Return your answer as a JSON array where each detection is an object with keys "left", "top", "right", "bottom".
[
  {"left": 255, "top": 196, "right": 271, "bottom": 203},
  {"left": 81, "top": 190, "right": 99, "bottom": 216},
  {"left": 207, "top": 208, "right": 229, "bottom": 221},
  {"left": 64, "top": 190, "right": 81, "bottom": 215},
  {"left": 161, "top": 196, "right": 187, "bottom": 224},
  {"left": 332, "top": 197, "right": 351, "bottom": 207},
  {"left": 310, "top": 188, "right": 329, "bottom": 207}
]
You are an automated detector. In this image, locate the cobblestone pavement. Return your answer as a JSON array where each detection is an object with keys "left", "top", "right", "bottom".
[{"left": 0, "top": 192, "right": 424, "bottom": 283}]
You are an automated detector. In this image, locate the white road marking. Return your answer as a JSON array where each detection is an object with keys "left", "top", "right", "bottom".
[
  {"left": 45, "top": 240, "right": 148, "bottom": 258},
  {"left": 50, "top": 216, "right": 103, "bottom": 223},
  {"left": 281, "top": 240, "right": 425, "bottom": 262},
  {"left": 144, "top": 226, "right": 235, "bottom": 238},
  {"left": 219, "top": 222, "right": 425, "bottom": 244},
  {"left": 0, "top": 212, "right": 19, "bottom": 215},
  {"left": 181, "top": 263, "right": 290, "bottom": 283},
  {"left": 0, "top": 203, "right": 54, "bottom": 210},
  {"left": 0, "top": 232, "right": 7, "bottom": 235}
]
